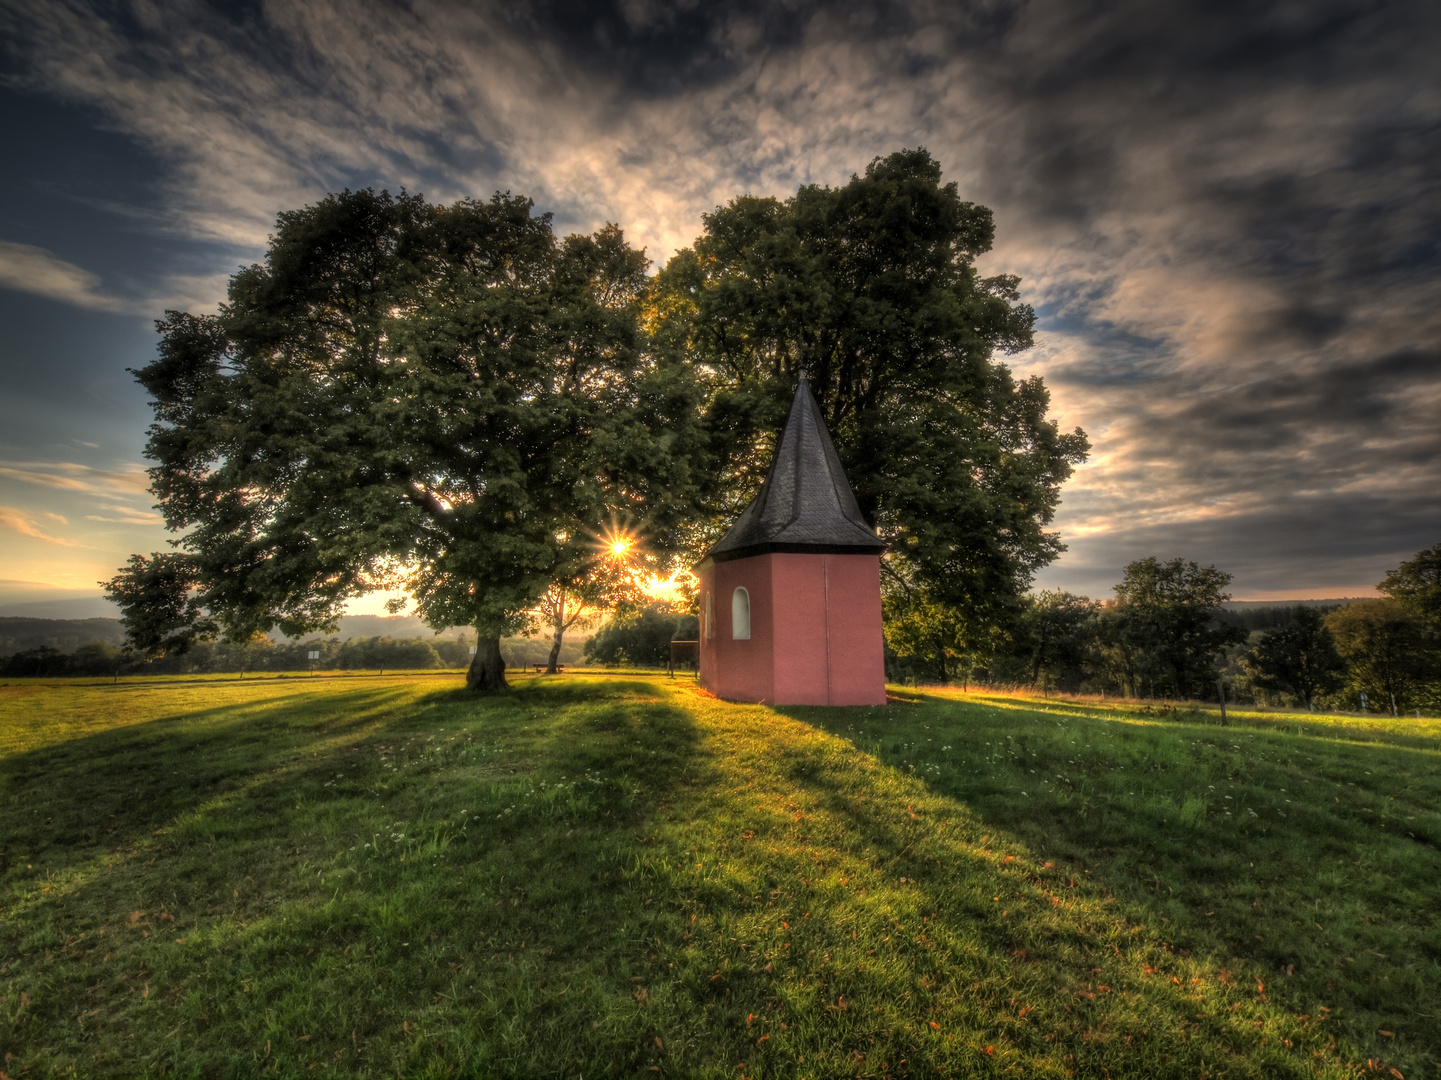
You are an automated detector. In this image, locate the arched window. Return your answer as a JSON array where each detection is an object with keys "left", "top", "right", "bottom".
[
  {"left": 732, "top": 587, "right": 751, "bottom": 640},
  {"left": 704, "top": 592, "right": 714, "bottom": 642}
]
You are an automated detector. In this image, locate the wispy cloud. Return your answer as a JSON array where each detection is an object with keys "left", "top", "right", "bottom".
[
  {"left": 86, "top": 503, "right": 164, "bottom": 525},
  {"left": 0, "top": 505, "right": 81, "bottom": 546},
  {"left": 0, "top": 461, "right": 151, "bottom": 496},
  {"left": 0, "top": 240, "right": 127, "bottom": 312}
]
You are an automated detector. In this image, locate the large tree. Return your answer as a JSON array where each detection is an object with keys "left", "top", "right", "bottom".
[
  {"left": 1109, "top": 557, "right": 1246, "bottom": 699},
  {"left": 651, "top": 149, "right": 1088, "bottom": 630},
  {"left": 109, "top": 189, "right": 702, "bottom": 691}
]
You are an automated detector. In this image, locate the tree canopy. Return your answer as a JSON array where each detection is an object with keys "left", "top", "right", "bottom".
[
  {"left": 107, "top": 153, "right": 1089, "bottom": 692},
  {"left": 652, "top": 149, "right": 1088, "bottom": 628},
  {"left": 108, "top": 189, "right": 703, "bottom": 690},
  {"left": 1245, "top": 605, "right": 1346, "bottom": 711},
  {"left": 1380, "top": 541, "right": 1441, "bottom": 637}
]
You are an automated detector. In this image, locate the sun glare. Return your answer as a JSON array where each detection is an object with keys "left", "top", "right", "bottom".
[
  {"left": 598, "top": 526, "right": 635, "bottom": 560},
  {"left": 592, "top": 525, "right": 694, "bottom": 605},
  {"left": 639, "top": 569, "right": 696, "bottom": 605}
]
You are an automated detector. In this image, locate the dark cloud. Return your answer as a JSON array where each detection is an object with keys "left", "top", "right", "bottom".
[
  {"left": 1036, "top": 487, "right": 1441, "bottom": 598},
  {"left": 0, "top": 0, "right": 1436, "bottom": 602}
]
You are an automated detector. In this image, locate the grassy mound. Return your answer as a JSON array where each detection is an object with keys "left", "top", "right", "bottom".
[{"left": 1, "top": 675, "right": 1437, "bottom": 1078}]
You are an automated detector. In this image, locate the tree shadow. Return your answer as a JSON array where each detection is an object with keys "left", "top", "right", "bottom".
[
  {"left": 771, "top": 696, "right": 1439, "bottom": 1077},
  {"left": 0, "top": 686, "right": 424, "bottom": 882},
  {"left": 1, "top": 677, "right": 716, "bottom": 1077}
]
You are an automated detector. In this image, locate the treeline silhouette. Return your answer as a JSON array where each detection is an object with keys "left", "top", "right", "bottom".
[{"left": 0, "top": 633, "right": 584, "bottom": 678}]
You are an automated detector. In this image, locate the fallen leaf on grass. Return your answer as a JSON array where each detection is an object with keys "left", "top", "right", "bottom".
[
  {"left": 654, "top": 1036, "right": 663, "bottom": 1050},
  {"left": 756, "top": 1035, "right": 769, "bottom": 1044}
]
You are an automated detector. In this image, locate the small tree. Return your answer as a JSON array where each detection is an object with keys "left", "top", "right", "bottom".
[
  {"left": 1013, "top": 590, "right": 1099, "bottom": 691},
  {"left": 882, "top": 582, "right": 1003, "bottom": 687},
  {"left": 583, "top": 604, "right": 699, "bottom": 667},
  {"left": 1110, "top": 557, "right": 1246, "bottom": 699},
  {"left": 1245, "top": 606, "right": 1346, "bottom": 710},
  {"left": 1325, "top": 600, "right": 1428, "bottom": 714},
  {"left": 531, "top": 531, "right": 653, "bottom": 674}
]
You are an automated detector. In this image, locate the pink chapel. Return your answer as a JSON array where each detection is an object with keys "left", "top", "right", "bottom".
[{"left": 696, "top": 378, "right": 887, "bottom": 706}]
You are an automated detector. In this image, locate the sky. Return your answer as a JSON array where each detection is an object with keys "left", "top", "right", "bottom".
[{"left": 0, "top": 0, "right": 1437, "bottom": 618}]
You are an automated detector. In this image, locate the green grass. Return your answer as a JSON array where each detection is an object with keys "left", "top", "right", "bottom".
[{"left": 1, "top": 675, "right": 1437, "bottom": 1078}]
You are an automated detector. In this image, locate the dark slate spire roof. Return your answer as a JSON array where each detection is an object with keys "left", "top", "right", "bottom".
[{"left": 703, "top": 377, "right": 884, "bottom": 564}]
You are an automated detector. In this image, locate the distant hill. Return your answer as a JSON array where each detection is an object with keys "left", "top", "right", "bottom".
[
  {"left": 0, "top": 596, "right": 120, "bottom": 619},
  {"left": 1221, "top": 598, "right": 1367, "bottom": 609},
  {"left": 276, "top": 615, "right": 463, "bottom": 642},
  {"left": 276, "top": 615, "right": 590, "bottom": 644},
  {"left": 0, "top": 617, "right": 127, "bottom": 654},
  {"left": 0, "top": 613, "right": 592, "bottom": 656},
  {"left": 1216, "top": 598, "right": 1367, "bottom": 633}
]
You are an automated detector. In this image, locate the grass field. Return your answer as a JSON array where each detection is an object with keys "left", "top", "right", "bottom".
[{"left": 1, "top": 673, "right": 1437, "bottom": 1078}]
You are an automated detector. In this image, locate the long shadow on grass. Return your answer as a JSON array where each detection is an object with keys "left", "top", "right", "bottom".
[
  {"left": 778, "top": 697, "right": 1440, "bottom": 1080},
  {"left": 958, "top": 689, "right": 1441, "bottom": 753},
  {"left": 0, "top": 686, "right": 420, "bottom": 880},
  {"left": 0, "top": 677, "right": 713, "bottom": 1078}
]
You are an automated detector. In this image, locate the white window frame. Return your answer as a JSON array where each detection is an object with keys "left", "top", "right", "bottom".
[{"left": 732, "top": 586, "right": 751, "bottom": 640}]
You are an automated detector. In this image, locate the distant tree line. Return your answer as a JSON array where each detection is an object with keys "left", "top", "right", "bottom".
[
  {"left": 0, "top": 617, "right": 127, "bottom": 655},
  {"left": 0, "top": 633, "right": 583, "bottom": 678},
  {"left": 885, "top": 543, "right": 1441, "bottom": 716},
  {"left": 582, "top": 606, "right": 699, "bottom": 667}
]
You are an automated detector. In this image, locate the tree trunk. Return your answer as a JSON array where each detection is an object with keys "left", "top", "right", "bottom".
[
  {"left": 467, "top": 632, "right": 508, "bottom": 692},
  {"left": 546, "top": 600, "right": 565, "bottom": 674}
]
